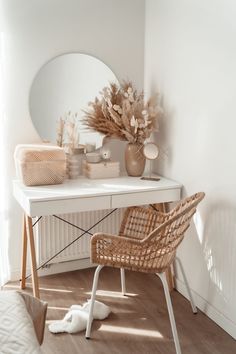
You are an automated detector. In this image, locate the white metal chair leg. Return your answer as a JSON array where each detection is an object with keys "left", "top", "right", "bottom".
[
  {"left": 86, "top": 265, "right": 104, "bottom": 339},
  {"left": 175, "top": 257, "right": 197, "bottom": 314},
  {"left": 157, "top": 272, "right": 182, "bottom": 354},
  {"left": 120, "top": 268, "right": 126, "bottom": 295}
]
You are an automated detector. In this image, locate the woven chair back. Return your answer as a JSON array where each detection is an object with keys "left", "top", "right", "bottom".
[
  {"left": 119, "top": 207, "right": 167, "bottom": 240},
  {"left": 119, "top": 192, "right": 205, "bottom": 272}
]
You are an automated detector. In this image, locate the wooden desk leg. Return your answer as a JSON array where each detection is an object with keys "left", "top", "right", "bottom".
[
  {"left": 20, "top": 214, "right": 27, "bottom": 289},
  {"left": 165, "top": 265, "right": 174, "bottom": 291},
  {"left": 26, "top": 216, "right": 40, "bottom": 298}
]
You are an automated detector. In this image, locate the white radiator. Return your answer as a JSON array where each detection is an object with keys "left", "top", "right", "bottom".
[{"left": 34, "top": 208, "right": 125, "bottom": 265}]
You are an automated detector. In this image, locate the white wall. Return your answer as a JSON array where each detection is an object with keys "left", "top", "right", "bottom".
[
  {"left": 145, "top": 0, "right": 236, "bottom": 338},
  {"left": 2, "top": 0, "right": 145, "bottom": 278}
]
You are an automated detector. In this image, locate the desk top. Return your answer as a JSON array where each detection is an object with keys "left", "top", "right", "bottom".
[
  {"left": 13, "top": 175, "right": 182, "bottom": 216},
  {"left": 13, "top": 175, "right": 181, "bottom": 202}
]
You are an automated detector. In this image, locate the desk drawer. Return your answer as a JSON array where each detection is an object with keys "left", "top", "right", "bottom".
[
  {"left": 111, "top": 189, "right": 181, "bottom": 208},
  {"left": 30, "top": 195, "right": 111, "bottom": 217}
]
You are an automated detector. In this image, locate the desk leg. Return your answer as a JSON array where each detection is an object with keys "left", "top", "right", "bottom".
[
  {"left": 20, "top": 214, "right": 27, "bottom": 289},
  {"left": 26, "top": 216, "right": 40, "bottom": 299},
  {"left": 165, "top": 265, "right": 174, "bottom": 292}
]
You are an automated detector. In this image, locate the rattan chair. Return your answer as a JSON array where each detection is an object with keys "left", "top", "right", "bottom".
[{"left": 85, "top": 192, "right": 205, "bottom": 354}]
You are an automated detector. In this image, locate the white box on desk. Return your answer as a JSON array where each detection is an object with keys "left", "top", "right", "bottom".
[{"left": 83, "top": 160, "right": 120, "bottom": 179}]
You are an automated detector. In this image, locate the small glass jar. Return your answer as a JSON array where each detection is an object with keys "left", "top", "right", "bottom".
[{"left": 67, "top": 145, "right": 85, "bottom": 179}]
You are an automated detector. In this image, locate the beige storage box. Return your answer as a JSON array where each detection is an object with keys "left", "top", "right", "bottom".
[
  {"left": 83, "top": 160, "right": 120, "bottom": 179},
  {"left": 14, "top": 144, "right": 66, "bottom": 186}
]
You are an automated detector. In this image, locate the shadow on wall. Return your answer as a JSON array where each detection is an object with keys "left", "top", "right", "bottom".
[
  {"left": 147, "top": 80, "right": 236, "bottom": 321},
  {"left": 151, "top": 93, "right": 177, "bottom": 174},
  {"left": 200, "top": 201, "right": 236, "bottom": 314},
  {"left": 176, "top": 194, "right": 236, "bottom": 322}
]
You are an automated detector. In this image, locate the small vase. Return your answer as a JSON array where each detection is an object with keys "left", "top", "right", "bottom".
[{"left": 125, "top": 143, "right": 146, "bottom": 177}]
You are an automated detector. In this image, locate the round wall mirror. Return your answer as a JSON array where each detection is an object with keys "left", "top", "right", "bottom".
[{"left": 29, "top": 53, "right": 119, "bottom": 147}]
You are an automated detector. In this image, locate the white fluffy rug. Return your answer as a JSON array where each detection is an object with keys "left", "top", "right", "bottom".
[{"left": 48, "top": 300, "right": 111, "bottom": 334}]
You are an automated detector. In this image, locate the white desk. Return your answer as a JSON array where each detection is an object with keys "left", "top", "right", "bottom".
[{"left": 13, "top": 175, "right": 182, "bottom": 298}]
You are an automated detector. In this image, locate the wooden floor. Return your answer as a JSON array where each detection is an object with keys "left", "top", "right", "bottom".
[{"left": 6, "top": 267, "right": 236, "bottom": 354}]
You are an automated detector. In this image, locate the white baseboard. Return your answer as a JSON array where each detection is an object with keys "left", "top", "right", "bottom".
[
  {"left": 10, "top": 258, "right": 94, "bottom": 281},
  {"left": 38, "top": 258, "right": 95, "bottom": 277},
  {"left": 175, "top": 277, "right": 236, "bottom": 340}
]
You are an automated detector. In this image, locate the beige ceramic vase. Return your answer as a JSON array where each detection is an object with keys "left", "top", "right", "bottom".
[{"left": 125, "top": 143, "right": 146, "bottom": 177}]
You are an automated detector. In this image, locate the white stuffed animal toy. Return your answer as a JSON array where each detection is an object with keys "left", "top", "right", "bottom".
[{"left": 49, "top": 300, "right": 111, "bottom": 334}]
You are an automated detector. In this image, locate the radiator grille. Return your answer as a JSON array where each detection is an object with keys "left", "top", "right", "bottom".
[{"left": 34, "top": 209, "right": 125, "bottom": 265}]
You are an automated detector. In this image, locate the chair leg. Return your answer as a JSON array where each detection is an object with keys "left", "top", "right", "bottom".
[
  {"left": 175, "top": 257, "right": 197, "bottom": 314},
  {"left": 86, "top": 265, "right": 104, "bottom": 339},
  {"left": 157, "top": 272, "right": 182, "bottom": 354},
  {"left": 120, "top": 268, "right": 126, "bottom": 295}
]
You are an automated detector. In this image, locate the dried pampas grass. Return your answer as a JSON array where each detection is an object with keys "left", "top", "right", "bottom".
[{"left": 83, "top": 81, "right": 161, "bottom": 144}]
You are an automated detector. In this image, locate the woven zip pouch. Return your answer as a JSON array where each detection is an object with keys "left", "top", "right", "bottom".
[{"left": 14, "top": 144, "right": 66, "bottom": 186}]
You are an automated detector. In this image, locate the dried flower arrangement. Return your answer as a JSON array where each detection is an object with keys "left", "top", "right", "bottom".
[
  {"left": 83, "top": 81, "right": 160, "bottom": 145},
  {"left": 56, "top": 111, "right": 79, "bottom": 153}
]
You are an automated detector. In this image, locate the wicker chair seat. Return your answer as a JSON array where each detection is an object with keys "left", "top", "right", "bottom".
[{"left": 91, "top": 232, "right": 176, "bottom": 273}]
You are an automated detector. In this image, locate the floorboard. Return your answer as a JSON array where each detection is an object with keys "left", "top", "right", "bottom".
[{"left": 5, "top": 267, "right": 236, "bottom": 354}]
